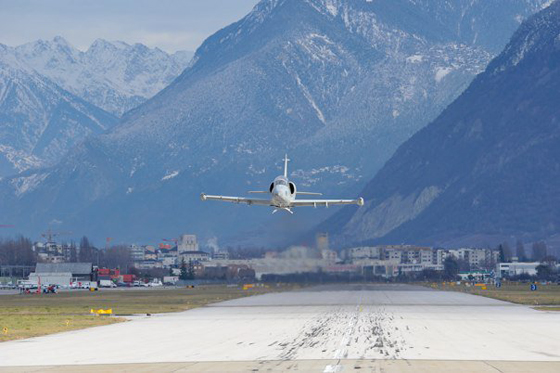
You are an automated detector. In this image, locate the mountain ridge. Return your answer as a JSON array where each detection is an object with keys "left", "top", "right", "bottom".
[
  {"left": 9, "top": 36, "right": 193, "bottom": 116},
  {"left": 317, "top": 0, "right": 560, "bottom": 248},
  {"left": 0, "top": 0, "right": 550, "bottom": 244}
]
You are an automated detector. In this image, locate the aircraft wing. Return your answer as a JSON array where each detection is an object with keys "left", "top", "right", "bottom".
[
  {"left": 290, "top": 197, "right": 364, "bottom": 207},
  {"left": 200, "top": 193, "right": 271, "bottom": 206}
]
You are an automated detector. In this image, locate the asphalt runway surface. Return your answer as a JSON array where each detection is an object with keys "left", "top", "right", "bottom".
[{"left": 1, "top": 284, "right": 560, "bottom": 372}]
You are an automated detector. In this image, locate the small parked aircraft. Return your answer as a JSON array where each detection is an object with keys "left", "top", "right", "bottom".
[{"left": 201, "top": 155, "right": 364, "bottom": 214}]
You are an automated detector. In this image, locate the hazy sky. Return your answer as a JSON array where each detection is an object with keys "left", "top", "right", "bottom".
[{"left": 0, "top": 0, "right": 259, "bottom": 53}]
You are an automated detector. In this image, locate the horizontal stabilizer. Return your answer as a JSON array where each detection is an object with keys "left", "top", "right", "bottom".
[{"left": 248, "top": 191, "right": 269, "bottom": 194}]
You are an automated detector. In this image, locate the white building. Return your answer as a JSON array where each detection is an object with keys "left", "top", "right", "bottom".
[
  {"left": 384, "top": 248, "right": 403, "bottom": 263},
  {"left": 129, "top": 244, "right": 145, "bottom": 262},
  {"left": 180, "top": 251, "right": 210, "bottom": 263},
  {"left": 161, "top": 256, "right": 177, "bottom": 267},
  {"left": 497, "top": 262, "right": 541, "bottom": 278},
  {"left": 178, "top": 234, "right": 198, "bottom": 253},
  {"left": 347, "top": 247, "right": 381, "bottom": 261},
  {"left": 447, "top": 248, "right": 498, "bottom": 269},
  {"left": 213, "top": 251, "right": 230, "bottom": 260},
  {"left": 29, "top": 272, "right": 72, "bottom": 287},
  {"left": 321, "top": 249, "right": 338, "bottom": 263}
]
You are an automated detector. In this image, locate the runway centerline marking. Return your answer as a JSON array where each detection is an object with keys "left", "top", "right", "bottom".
[{"left": 324, "top": 295, "right": 363, "bottom": 372}]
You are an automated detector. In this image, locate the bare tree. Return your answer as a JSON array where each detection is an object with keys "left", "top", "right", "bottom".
[
  {"left": 502, "top": 242, "right": 512, "bottom": 262},
  {"left": 100, "top": 245, "right": 132, "bottom": 270},
  {"left": 516, "top": 239, "right": 526, "bottom": 262},
  {"left": 0, "top": 236, "right": 36, "bottom": 265},
  {"left": 532, "top": 241, "right": 547, "bottom": 262},
  {"left": 79, "top": 236, "right": 94, "bottom": 262}
]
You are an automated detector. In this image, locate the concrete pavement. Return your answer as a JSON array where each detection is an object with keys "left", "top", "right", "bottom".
[{"left": 1, "top": 284, "right": 559, "bottom": 371}]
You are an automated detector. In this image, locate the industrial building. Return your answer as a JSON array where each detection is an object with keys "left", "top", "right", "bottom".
[
  {"left": 29, "top": 262, "right": 94, "bottom": 286},
  {"left": 496, "top": 262, "right": 541, "bottom": 278}
]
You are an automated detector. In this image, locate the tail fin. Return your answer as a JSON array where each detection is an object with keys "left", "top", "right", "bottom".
[{"left": 283, "top": 154, "right": 290, "bottom": 178}]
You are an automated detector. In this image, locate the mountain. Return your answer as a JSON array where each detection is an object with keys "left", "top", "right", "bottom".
[
  {"left": 0, "top": 46, "right": 118, "bottom": 176},
  {"left": 10, "top": 37, "right": 193, "bottom": 116},
  {"left": 318, "top": 0, "right": 560, "bottom": 248},
  {"left": 0, "top": 0, "right": 551, "bottom": 244}
]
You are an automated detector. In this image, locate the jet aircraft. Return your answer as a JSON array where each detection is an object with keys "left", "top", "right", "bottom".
[{"left": 200, "top": 155, "right": 364, "bottom": 214}]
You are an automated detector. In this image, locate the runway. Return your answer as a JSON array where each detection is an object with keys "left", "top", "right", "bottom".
[{"left": 1, "top": 284, "right": 560, "bottom": 372}]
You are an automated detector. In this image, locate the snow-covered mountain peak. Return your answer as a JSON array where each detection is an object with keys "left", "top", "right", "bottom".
[{"left": 8, "top": 37, "right": 193, "bottom": 115}]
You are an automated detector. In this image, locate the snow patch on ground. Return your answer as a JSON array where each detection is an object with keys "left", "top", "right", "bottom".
[
  {"left": 435, "top": 67, "right": 453, "bottom": 82},
  {"left": 162, "top": 170, "right": 179, "bottom": 181},
  {"left": 10, "top": 172, "right": 48, "bottom": 197},
  {"left": 406, "top": 55, "right": 423, "bottom": 63}
]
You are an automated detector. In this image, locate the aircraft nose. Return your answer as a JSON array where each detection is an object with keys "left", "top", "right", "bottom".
[{"left": 272, "top": 186, "right": 289, "bottom": 200}]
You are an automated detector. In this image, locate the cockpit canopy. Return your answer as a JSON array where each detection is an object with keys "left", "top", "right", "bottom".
[
  {"left": 273, "top": 176, "right": 288, "bottom": 186},
  {"left": 269, "top": 176, "right": 295, "bottom": 195}
]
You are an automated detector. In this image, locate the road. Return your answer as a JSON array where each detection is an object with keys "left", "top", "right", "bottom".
[{"left": 1, "top": 284, "right": 560, "bottom": 372}]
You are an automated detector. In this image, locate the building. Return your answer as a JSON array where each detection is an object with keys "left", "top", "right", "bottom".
[
  {"left": 33, "top": 242, "right": 76, "bottom": 263},
  {"left": 30, "top": 262, "right": 94, "bottom": 286},
  {"left": 161, "top": 256, "right": 177, "bottom": 267},
  {"left": 129, "top": 245, "right": 145, "bottom": 262},
  {"left": 180, "top": 251, "right": 210, "bottom": 263},
  {"left": 178, "top": 234, "right": 198, "bottom": 253},
  {"left": 384, "top": 247, "right": 403, "bottom": 263},
  {"left": 213, "top": 250, "right": 230, "bottom": 260},
  {"left": 316, "top": 233, "right": 329, "bottom": 251},
  {"left": 497, "top": 262, "right": 541, "bottom": 278},
  {"left": 347, "top": 247, "right": 381, "bottom": 261},
  {"left": 458, "top": 271, "right": 492, "bottom": 282},
  {"left": 447, "top": 248, "right": 499, "bottom": 269},
  {"left": 28, "top": 272, "right": 72, "bottom": 287},
  {"left": 35, "top": 263, "right": 94, "bottom": 281},
  {"left": 321, "top": 249, "right": 338, "bottom": 263}
]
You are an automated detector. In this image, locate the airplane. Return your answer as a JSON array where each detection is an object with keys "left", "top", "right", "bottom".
[{"left": 200, "top": 155, "right": 364, "bottom": 214}]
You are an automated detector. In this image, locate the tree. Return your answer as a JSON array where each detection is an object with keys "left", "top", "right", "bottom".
[
  {"left": 502, "top": 242, "right": 512, "bottom": 262},
  {"left": 541, "top": 255, "right": 558, "bottom": 266},
  {"left": 443, "top": 256, "right": 459, "bottom": 281},
  {"left": 69, "top": 241, "right": 78, "bottom": 262},
  {"left": 187, "top": 260, "right": 195, "bottom": 280},
  {"left": 532, "top": 241, "right": 547, "bottom": 262},
  {"left": 516, "top": 239, "right": 526, "bottom": 262},
  {"left": 179, "top": 258, "right": 188, "bottom": 280},
  {"left": 100, "top": 245, "right": 132, "bottom": 269},
  {"left": 498, "top": 244, "right": 506, "bottom": 263},
  {"left": 79, "top": 236, "right": 93, "bottom": 262},
  {"left": 0, "top": 236, "right": 36, "bottom": 266},
  {"left": 536, "top": 264, "right": 555, "bottom": 281},
  {"left": 457, "top": 258, "right": 471, "bottom": 272}
]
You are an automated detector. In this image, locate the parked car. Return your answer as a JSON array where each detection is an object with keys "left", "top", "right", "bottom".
[{"left": 99, "top": 279, "right": 117, "bottom": 288}]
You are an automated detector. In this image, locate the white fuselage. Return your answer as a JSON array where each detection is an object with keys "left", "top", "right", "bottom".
[{"left": 270, "top": 176, "right": 293, "bottom": 208}]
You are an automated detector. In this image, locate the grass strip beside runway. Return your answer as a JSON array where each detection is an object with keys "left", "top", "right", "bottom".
[
  {"left": 0, "top": 284, "right": 294, "bottom": 342},
  {"left": 432, "top": 281, "right": 560, "bottom": 305}
]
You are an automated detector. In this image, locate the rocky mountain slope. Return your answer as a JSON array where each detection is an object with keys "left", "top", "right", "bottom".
[
  {"left": 0, "top": 0, "right": 551, "bottom": 243},
  {"left": 9, "top": 37, "right": 193, "bottom": 116},
  {"left": 318, "top": 0, "right": 560, "bottom": 248},
  {"left": 0, "top": 47, "right": 117, "bottom": 176}
]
